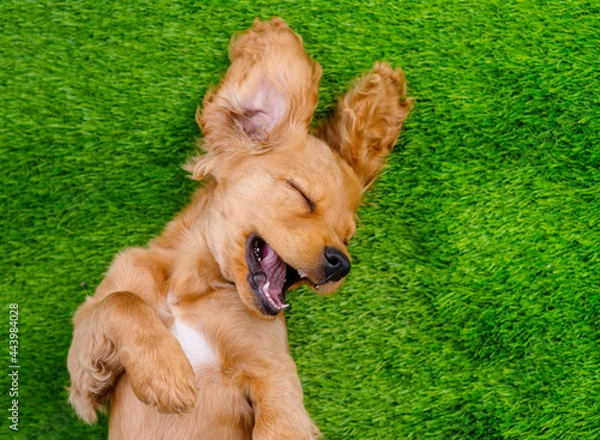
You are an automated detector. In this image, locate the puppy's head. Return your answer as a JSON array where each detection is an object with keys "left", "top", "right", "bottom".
[{"left": 187, "top": 18, "right": 412, "bottom": 318}]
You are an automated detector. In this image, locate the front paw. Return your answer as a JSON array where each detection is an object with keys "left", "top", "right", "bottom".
[{"left": 121, "top": 334, "right": 197, "bottom": 413}]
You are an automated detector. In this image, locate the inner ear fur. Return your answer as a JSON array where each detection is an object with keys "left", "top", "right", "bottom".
[
  {"left": 314, "top": 62, "right": 413, "bottom": 192},
  {"left": 189, "top": 18, "right": 322, "bottom": 181}
]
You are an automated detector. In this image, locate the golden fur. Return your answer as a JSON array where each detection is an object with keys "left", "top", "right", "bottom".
[{"left": 68, "top": 17, "right": 412, "bottom": 439}]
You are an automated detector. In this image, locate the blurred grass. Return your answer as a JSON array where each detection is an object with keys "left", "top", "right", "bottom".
[{"left": 1, "top": 0, "right": 599, "bottom": 438}]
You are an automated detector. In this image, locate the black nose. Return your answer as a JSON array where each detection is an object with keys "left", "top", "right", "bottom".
[{"left": 323, "top": 247, "right": 351, "bottom": 282}]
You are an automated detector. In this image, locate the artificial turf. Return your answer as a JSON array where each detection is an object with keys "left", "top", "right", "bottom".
[{"left": 1, "top": 1, "right": 599, "bottom": 438}]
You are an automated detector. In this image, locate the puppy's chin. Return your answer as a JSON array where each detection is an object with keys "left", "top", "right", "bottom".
[{"left": 308, "top": 279, "right": 345, "bottom": 296}]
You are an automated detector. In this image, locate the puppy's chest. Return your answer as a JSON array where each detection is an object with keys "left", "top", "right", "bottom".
[{"left": 170, "top": 319, "right": 219, "bottom": 371}]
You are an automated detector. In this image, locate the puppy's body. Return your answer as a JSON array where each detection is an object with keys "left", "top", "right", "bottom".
[
  {"left": 68, "top": 18, "right": 411, "bottom": 439},
  {"left": 109, "top": 288, "right": 291, "bottom": 439}
]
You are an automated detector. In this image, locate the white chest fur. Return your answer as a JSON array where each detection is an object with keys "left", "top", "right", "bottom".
[{"left": 170, "top": 319, "right": 218, "bottom": 371}]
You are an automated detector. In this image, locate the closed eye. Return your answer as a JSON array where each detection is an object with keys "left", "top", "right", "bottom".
[{"left": 287, "top": 180, "right": 316, "bottom": 213}]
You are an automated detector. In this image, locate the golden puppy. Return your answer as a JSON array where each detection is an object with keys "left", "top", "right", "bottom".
[{"left": 68, "top": 17, "right": 411, "bottom": 439}]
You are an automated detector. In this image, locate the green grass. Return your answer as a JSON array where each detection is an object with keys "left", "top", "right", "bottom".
[{"left": 1, "top": 0, "right": 599, "bottom": 438}]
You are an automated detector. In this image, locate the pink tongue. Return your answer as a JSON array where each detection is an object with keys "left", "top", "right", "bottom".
[{"left": 261, "top": 244, "right": 286, "bottom": 300}]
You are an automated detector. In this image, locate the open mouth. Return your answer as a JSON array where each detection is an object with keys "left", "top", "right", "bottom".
[{"left": 245, "top": 234, "right": 308, "bottom": 315}]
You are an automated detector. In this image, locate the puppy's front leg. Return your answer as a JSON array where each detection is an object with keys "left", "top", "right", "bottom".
[
  {"left": 249, "top": 357, "right": 321, "bottom": 440},
  {"left": 68, "top": 291, "right": 197, "bottom": 423}
]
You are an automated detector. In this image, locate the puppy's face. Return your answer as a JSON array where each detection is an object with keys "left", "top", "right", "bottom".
[
  {"left": 213, "top": 133, "right": 362, "bottom": 317},
  {"left": 190, "top": 18, "right": 411, "bottom": 318}
]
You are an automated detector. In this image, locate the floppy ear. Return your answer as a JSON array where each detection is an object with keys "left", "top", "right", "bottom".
[
  {"left": 188, "top": 18, "right": 322, "bottom": 180},
  {"left": 314, "top": 62, "right": 413, "bottom": 192}
]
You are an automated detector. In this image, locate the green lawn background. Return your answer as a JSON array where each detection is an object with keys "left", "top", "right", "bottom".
[{"left": 1, "top": 0, "right": 599, "bottom": 438}]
